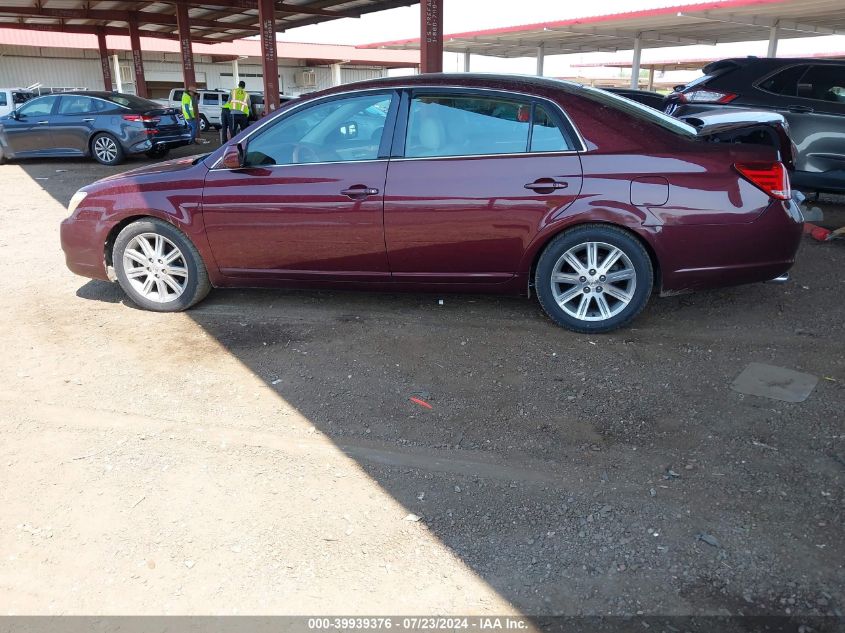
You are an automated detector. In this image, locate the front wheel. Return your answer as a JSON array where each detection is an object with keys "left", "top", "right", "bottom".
[
  {"left": 535, "top": 224, "right": 653, "bottom": 333},
  {"left": 113, "top": 218, "right": 211, "bottom": 312},
  {"left": 199, "top": 115, "right": 209, "bottom": 132},
  {"left": 91, "top": 133, "right": 125, "bottom": 165}
]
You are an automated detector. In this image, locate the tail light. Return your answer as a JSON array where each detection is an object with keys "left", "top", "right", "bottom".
[
  {"left": 677, "top": 89, "right": 737, "bottom": 104},
  {"left": 122, "top": 114, "right": 160, "bottom": 124},
  {"left": 734, "top": 161, "right": 791, "bottom": 200}
]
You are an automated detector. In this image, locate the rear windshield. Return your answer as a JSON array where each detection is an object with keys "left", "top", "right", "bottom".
[
  {"left": 103, "top": 94, "right": 162, "bottom": 110},
  {"left": 579, "top": 85, "right": 697, "bottom": 137}
]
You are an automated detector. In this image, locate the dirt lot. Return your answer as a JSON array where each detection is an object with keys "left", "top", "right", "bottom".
[{"left": 0, "top": 136, "right": 843, "bottom": 619}]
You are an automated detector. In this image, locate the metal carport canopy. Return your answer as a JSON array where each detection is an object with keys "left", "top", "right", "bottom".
[{"left": 362, "top": 0, "right": 845, "bottom": 86}]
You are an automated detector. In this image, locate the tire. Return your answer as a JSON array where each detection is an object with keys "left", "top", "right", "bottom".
[
  {"left": 145, "top": 147, "right": 170, "bottom": 159},
  {"left": 199, "top": 115, "right": 209, "bottom": 132},
  {"left": 535, "top": 224, "right": 653, "bottom": 333},
  {"left": 113, "top": 218, "right": 211, "bottom": 312},
  {"left": 91, "top": 133, "right": 125, "bottom": 166}
]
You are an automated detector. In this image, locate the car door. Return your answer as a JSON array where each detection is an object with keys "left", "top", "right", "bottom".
[
  {"left": 202, "top": 90, "right": 398, "bottom": 281},
  {"left": 383, "top": 89, "right": 583, "bottom": 284},
  {"left": 51, "top": 95, "right": 103, "bottom": 155},
  {"left": 3, "top": 95, "right": 59, "bottom": 156}
]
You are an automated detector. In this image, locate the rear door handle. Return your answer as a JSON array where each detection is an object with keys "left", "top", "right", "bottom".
[
  {"left": 82, "top": 118, "right": 95, "bottom": 122},
  {"left": 36, "top": 120, "right": 49, "bottom": 125},
  {"left": 787, "top": 105, "right": 814, "bottom": 114},
  {"left": 524, "top": 179, "right": 568, "bottom": 193},
  {"left": 341, "top": 185, "right": 379, "bottom": 199}
]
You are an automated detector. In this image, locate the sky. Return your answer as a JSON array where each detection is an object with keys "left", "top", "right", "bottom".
[{"left": 282, "top": 0, "right": 845, "bottom": 84}]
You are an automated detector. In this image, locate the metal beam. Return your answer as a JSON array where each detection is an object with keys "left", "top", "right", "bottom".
[
  {"left": 175, "top": 1, "right": 196, "bottom": 88},
  {"left": 462, "top": 49, "right": 470, "bottom": 72},
  {"left": 0, "top": 21, "right": 221, "bottom": 43},
  {"left": 96, "top": 29, "right": 112, "bottom": 92},
  {"left": 258, "top": 0, "right": 280, "bottom": 113},
  {"left": 536, "top": 43, "right": 544, "bottom": 76},
  {"left": 113, "top": 54, "right": 123, "bottom": 93},
  {"left": 420, "top": 0, "right": 443, "bottom": 73},
  {"left": 767, "top": 23, "right": 779, "bottom": 57},
  {"left": 128, "top": 19, "right": 148, "bottom": 98},
  {"left": 630, "top": 35, "right": 642, "bottom": 89},
  {"left": 544, "top": 25, "right": 717, "bottom": 46},
  {"left": 677, "top": 11, "right": 845, "bottom": 37}
]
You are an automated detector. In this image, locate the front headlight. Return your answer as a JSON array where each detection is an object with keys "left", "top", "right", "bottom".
[{"left": 67, "top": 190, "right": 88, "bottom": 217}]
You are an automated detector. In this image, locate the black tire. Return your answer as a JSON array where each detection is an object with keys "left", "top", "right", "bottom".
[
  {"left": 199, "top": 115, "right": 209, "bottom": 132},
  {"left": 145, "top": 147, "right": 170, "bottom": 159},
  {"left": 113, "top": 218, "right": 211, "bottom": 312},
  {"left": 91, "top": 133, "right": 125, "bottom": 166},
  {"left": 535, "top": 224, "right": 653, "bottom": 333}
]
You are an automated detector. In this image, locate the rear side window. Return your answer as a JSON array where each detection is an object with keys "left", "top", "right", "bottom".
[
  {"left": 759, "top": 64, "right": 810, "bottom": 97},
  {"left": 204, "top": 93, "right": 220, "bottom": 105},
  {"left": 531, "top": 104, "right": 568, "bottom": 152},
  {"left": 797, "top": 65, "right": 845, "bottom": 103},
  {"left": 58, "top": 96, "right": 104, "bottom": 115},
  {"left": 0, "top": 92, "right": 6, "bottom": 107},
  {"left": 172, "top": 90, "right": 184, "bottom": 102}
]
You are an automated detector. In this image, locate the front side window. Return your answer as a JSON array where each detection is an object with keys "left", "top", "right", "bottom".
[
  {"left": 0, "top": 92, "right": 6, "bottom": 107},
  {"left": 244, "top": 92, "right": 391, "bottom": 166},
  {"left": 18, "top": 96, "right": 58, "bottom": 117}
]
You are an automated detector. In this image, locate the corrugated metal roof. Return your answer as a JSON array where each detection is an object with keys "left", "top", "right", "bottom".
[
  {"left": 0, "top": 27, "right": 420, "bottom": 66},
  {"left": 362, "top": 0, "right": 845, "bottom": 57},
  {"left": 0, "top": 0, "right": 419, "bottom": 43}
]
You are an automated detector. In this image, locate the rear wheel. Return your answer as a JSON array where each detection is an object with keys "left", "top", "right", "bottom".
[
  {"left": 113, "top": 218, "right": 211, "bottom": 312},
  {"left": 199, "top": 115, "right": 209, "bottom": 133},
  {"left": 535, "top": 224, "right": 653, "bottom": 333},
  {"left": 91, "top": 133, "right": 124, "bottom": 165}
]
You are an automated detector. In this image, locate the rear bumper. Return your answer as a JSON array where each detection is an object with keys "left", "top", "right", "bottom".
[
  {"left": 656, "top": 198, "right": 804, "bottom": 295},
  {"left": 126, "top": 130, "right": 194, "bottom": 154},
  {"left": 791, "top": 169, "right": 845, "bottom": 194}
]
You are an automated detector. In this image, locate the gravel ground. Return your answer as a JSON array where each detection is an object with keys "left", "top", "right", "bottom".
[{"left": 0, "top": 136, "right": 843, "bottom": 619}]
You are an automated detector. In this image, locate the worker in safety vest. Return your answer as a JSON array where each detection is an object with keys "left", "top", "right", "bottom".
[
  {"left": 228, "top": 81, "right": 251, "bottom": 136},
  {"left": 181, "top": 85, "right": 199, "bottom": 143}
]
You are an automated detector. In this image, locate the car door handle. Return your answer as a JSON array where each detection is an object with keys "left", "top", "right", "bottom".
[
  {"left": 788, "top": 105, "right": 814, "bottom": 114},
  {"left": 36, "top": 120, "right": 49, "bottom": 125},
  {"left": 82, "top": 118, "right": 95, "bottom": 122},
  {"left": 524, "top": 179, "right": 568, "bottom": 193},
  {"left": 341, "top": 185, "right": 379, "bottom": 199}
]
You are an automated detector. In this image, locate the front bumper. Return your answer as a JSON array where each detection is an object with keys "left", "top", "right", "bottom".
[{"left": 60, "top": 214, "right": 110, "bottom": 281}]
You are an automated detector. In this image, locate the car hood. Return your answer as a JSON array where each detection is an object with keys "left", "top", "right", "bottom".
[{"left": 97, "top": 153, "right": 209, "bottom": 182}]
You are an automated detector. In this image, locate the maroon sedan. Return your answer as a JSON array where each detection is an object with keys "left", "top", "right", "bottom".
[{"left": 60, "top": 74, "right": 803, "bottom": 332}]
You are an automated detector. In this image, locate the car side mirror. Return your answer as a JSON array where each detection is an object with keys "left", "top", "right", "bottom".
[
  {"left": 221, "top": 143, "right": 245, "bottom": 169},
  {"left": 11, "top": 110, "right": 21, "bottom": 120},
  {"left": 338, "top": 121, "right": 358, "bottom": 139}
]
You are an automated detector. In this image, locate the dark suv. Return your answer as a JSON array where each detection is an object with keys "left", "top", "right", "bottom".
[{"left": 665, "top": 57, "right": 845, "bottom": 193}]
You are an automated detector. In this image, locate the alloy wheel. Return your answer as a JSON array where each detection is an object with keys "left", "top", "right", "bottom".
[
  {"left": 550, "top": 241, "right": 636, "bottom": 322},
  {"left": 93, "top": 136, "right": 118, "bottom": 163},
  {"left": 122, "top": 233, "right": 189, "bottom": 303}
]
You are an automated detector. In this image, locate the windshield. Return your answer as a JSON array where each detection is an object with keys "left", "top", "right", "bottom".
[
  {"left": 579, "top": 85, "right": 698, "bottom": 137},
  {"left": 103, "top": 94, "right": 162, "bottom": 110}
]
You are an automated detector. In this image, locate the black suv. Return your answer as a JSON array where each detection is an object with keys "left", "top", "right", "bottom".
[{"left": 665, "top": 57, "right": 845, "bottom": 193}]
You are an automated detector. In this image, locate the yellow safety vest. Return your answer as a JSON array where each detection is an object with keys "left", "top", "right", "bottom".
[
  {"left": 229, "top": 88, "right": 250, "bottom": 115},
  {"left": 181, "top": 91, "right": 195, "bottom": 120}
]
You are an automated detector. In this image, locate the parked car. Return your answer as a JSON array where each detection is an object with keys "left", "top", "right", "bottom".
[
  {"left": 156, "top": 88, "right": 230, "bottom": 132},
  {"left": 0, "top": 88, "right": 35, "bottom": 117},
  {"left": 604, "top": 88, "right": 666, "bottom": 109},
  {"left": 0, "top": 91, "right": 193, "bottom": 165},
  {"left": 665, "top": 57, "right": 845, "bottom": 193},
  {"left": 60, "top": 74, "right": 803, "bottom": 333}
]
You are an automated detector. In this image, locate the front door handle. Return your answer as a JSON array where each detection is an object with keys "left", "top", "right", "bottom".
[
  {"left": 787, "top": 105, "right": 814, "bottom": 114},
  {"left": 36, "top": 120, "right": 49, "bottom": 125},
  {"left": 341, "top": 185, "right": 379, "bottom": 199},
  {"left": 82, "top": 118, "right": 95, "bottom": 122},
  {"left": 524, "top": 179, "right": 568, "bottom": 193}
]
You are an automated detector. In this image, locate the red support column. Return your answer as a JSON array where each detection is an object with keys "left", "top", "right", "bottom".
[
  {"left": 96, "top": 29, "right": 113, "bottom": 91},
  {"left": 128, "top": 18, "right": 148, "bottom": 98},
  {"left": 175, "top": 1, "right": 196, "bottom": 88},
  {"left": 258, "top": 0, "right": 280, "bottom": 113},
  {"left": 420, "top": 0, "right": 443, "bottom": 74}
]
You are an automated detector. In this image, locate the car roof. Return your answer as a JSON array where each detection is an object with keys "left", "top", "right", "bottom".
[{"left": 315, "top": 73, "right": 585, "bottom": 98}]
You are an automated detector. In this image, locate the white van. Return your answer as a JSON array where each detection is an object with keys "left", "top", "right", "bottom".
[
  {"left": 157, "top": 89, "right": 230, "bottom": 132},
  {"left": 0, "top": 89, "right": 36, "bottom": 117}
]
